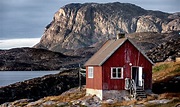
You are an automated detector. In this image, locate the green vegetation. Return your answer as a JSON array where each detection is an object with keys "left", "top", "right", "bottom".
[
  {"left": 152, "top": 62, "right": 180, "bottom": 82},
  {"left": 174, "top": 64, "right": 180, "bottom": 73},
  {"left": 153, "top": 64, "right": 169, "bottom": 73}
]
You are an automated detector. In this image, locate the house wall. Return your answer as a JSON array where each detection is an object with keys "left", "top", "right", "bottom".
[
  {"left": 102, "top": 40, "right": 152, "bottom": 90},
  {"left": 86, "top": 88, "right": 103, "bottom": 100},
  {"left": 86, "top": 66, "right": 103, "bottom": 89}
]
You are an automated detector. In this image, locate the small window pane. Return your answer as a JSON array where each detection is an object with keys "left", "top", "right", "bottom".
[
  {"left": 111, "top": 67, "right": 123, "bottom": 79},
  {"left": 88, "top": 67, "right": 93, "bottom": 78},
  {"left": 117, "top": 68, "right": 121, "bottom": 78},
  {"left": 112, "top": 69, "right": 116, "bottom": 77}
]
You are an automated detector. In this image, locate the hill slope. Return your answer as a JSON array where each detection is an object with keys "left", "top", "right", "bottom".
[
  {"left": 0, "top": 48, "right": 85, "bottom": 71},
  {"left": 152, "top": 62, "right": 180, "bottom": 94},
  {"left": 1, "top": 62, "right": 179, "bottom": 106},
  {"left": 34, "top": 2, "right": 180, "bottom": 52}
]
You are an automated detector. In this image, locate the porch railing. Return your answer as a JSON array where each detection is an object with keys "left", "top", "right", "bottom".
[
  {"left": 142, "top": 79, "right": 144, "bottom": 90},
  {"left": 125, "top": 78, "right": 145, "bottom": 99},
  {"left": 130, "top": 79, "right": 136, "bottom": 98}
]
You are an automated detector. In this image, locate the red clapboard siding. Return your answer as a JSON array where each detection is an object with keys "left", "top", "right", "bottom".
[
  {"left": 102, "top": 41, "right": 126, "bottom": 90},
  {"left": 102, "top": 40, "right": 152, "bottom": 90},
  {"left": 86, "top": 66, "right": 103, "bottom": 89},
  {"left": 86, "top": 39, "right": 153, "bottom": 91}
]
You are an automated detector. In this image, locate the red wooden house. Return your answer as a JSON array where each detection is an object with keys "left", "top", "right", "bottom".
[{"left": 84, "top": 36, "right": 153, "bottom": 100}]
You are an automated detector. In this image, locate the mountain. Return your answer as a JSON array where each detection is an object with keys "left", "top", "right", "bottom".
[
  {"left": 34, "top": 2, "right": 180, "bottom": 53},
  {"left": 0, "top": 48, "right": 85, "bottom": 71},
  {"left": 1, "top": 31, "right": 179, "bottom": 71},
  {"left": 1, "top": 2, "right": 179, "bottom": 71}
]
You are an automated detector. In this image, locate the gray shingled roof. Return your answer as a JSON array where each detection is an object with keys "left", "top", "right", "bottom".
[{"left": 84, "top": 38, "right": 154, "bottom": 66}]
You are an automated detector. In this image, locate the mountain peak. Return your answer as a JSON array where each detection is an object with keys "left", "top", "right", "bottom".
[{"left": 34, "top": 2, "right": 179, "bottom": 52}]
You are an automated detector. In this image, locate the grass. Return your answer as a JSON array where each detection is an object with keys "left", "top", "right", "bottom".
[
  {"left": 152, "top": 61, "right": 180, "bottom": 82},
  {"left": 153, "top": 63, "right": 169, "bottom": 73},
  {"left": 43, "top": 88, "right": 86, "bottom": 102}
]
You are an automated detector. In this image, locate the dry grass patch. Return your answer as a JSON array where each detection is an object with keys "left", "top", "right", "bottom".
[
  {"left": 158, "top": 93, "right": 180, "bottom": 100},
  {"left": 153, "top": 62, "right": 180, "bottom": 82},
  {"left": 146, "top": 94, "right": 158, "bottom": 100},
  {"left": 101, "top": 99, "right": 137, "bottom": 107},
  {"left": 43, "top": 87, "right": 86, "bottom": 102}
]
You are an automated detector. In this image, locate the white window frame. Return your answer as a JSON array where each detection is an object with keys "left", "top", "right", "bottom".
[
  {"left": 111, "top": 67, "right": 123, "bottom": 79},
  {"left": 88, "top": 66, "right": 94, "bottom": 78}
]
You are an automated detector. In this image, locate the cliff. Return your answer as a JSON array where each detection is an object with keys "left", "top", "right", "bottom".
[{"left": 34, "top": 2, "right": 180, "bottom": 52}]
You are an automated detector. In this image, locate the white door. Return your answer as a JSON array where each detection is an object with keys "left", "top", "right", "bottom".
[{"left": 138, "top": 67, "right": 143, "bottom": 86}]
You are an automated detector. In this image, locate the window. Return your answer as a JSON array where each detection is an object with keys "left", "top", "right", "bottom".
[
  {"left": 111, "top": 67, "right": 123, "bottom": 79},
  {"left": 88, "top": 67, "right": 94, "bottom": 78}
]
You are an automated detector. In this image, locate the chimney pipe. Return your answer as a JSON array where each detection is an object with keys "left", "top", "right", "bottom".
[{"left": 117, "top": 33, "right": 125, "bottom": 39}]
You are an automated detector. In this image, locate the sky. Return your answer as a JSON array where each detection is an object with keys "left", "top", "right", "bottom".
[{"left": 0, "top": 0, "right": 179, "bottom": 49}]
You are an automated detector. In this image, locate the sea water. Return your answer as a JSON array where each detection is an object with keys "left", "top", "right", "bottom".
[{"left": 0, "top": 71, "right": 60, "bottom": 87}]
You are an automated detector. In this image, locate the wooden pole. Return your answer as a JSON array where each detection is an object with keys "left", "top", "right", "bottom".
[{"left": 79, "top": 64, "right": 81, "bottom": 91}]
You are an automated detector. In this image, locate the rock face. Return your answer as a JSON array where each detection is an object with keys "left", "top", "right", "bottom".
[
  {"left": 34, "top": 2, "right": 180, "bottom": 52},
  {"left": 0, "top": 48, "right": 86, "bottom": 71},
  {"left": 146, "top": 36, "right": 180, "bottom": 62},
  {"left": 127, "top": 31, "right": 180, "bottom": 52},
  {"left": 0, "top": 69, "right": 86, "bottom": 104}
]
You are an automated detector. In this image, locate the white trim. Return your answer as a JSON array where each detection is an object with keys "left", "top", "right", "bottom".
[
  {"left": 131, "top": 66, "right": 143, "bottom": 86},
  {"left": 131, "top": 66, "right": 144, "bottom": 79},
  {"left": 111, "top": 67, "right": 123, "bottom": 79},
  {"left": 88, "top": 66, "right": 94, "bottom": 78},
  {"left": 139, "top": 67, "right": 143, "bottom": 86}
]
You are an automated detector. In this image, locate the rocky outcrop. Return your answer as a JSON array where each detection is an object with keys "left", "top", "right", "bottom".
[
  {"left": 146, "top": 35, "right": 180, "bottom": 62},
  {"left": 34, "top": 2, "right": 180, "bottom": 52},
  {"left": 152, "top": 76, "right": 180, "bottom": 94},
  {"left": 0, "top": 48, "right": 86, "bottom": 71},
  {"left": 0, "top": 69, "right": 86, "bottom": 104},
  {"left": 127, "top": 31, "right": 180, "bottom": 52}
]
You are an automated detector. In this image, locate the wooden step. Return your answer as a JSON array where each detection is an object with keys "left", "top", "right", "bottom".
[{"left": 136, "top": 87, "right": 147, "bottom": 99}]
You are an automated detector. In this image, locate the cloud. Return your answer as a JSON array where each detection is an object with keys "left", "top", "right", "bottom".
[{"left": 0, "top": 38, "right": 40, "bottom": 49}]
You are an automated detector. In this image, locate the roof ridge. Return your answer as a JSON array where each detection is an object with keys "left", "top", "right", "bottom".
[
  {"left": 84, "top": 38, "right": 153, "bottom": 66},
  {"left": 97, "top": 40, "right": 115, "bottom": 55}
]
